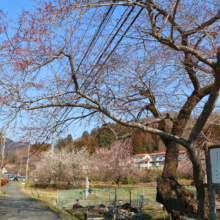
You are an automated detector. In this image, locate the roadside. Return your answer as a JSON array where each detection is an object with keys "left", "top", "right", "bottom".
[
  {"left": 21, "top": 185, "right": 77, "bottom": 220},
  {"left": 0, "top": 182, "right": 69, "bottom": 220}
]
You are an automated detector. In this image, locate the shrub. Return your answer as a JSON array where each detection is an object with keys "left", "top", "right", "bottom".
[{"left": 1, "top": 178, "right": 9, "bottom": 186}]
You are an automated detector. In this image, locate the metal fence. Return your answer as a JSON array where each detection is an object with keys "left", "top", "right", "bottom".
[{"left": 57, "top": 186, "right": 197, "bottom": 208}]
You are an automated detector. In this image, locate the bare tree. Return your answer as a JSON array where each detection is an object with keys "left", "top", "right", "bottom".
[{"left": 0, "top": 0, "right": 220, "bottom": 218}]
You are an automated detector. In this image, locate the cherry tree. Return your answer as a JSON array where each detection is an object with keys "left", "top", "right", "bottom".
[
  {"left": 0, "top": 0, "right": 220, "bottom": 218},
  {"left": 92, "top": 141, "right": 146, "bottom": 184},
  {"left": 177, "top": 151, "right": 206, "bottom": 179},
  {"left": 34, "top": 148, "right": 90, "bottom": 185}
]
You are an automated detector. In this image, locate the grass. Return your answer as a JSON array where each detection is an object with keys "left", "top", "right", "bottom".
[
  {"left": 21, "top": 183, "right": 212, "bottom": 220},
  {"left": 21, "top": 185, "right": 219, "bottom": 220},
  {"left": 21, "top": 185, "right": 171, "bottom": 220}
]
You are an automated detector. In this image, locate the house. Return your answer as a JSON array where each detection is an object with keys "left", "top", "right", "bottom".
[
  {"left": 1, "top": 167, "right": 7, "bottom": 174},
  {"left": 134, "top": 153, "right": 151, "bottom": 168},
  {"left": 135, "top": 151, "right": 187, "bottom": 169}
]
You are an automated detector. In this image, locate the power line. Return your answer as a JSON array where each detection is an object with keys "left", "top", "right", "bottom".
[
  {"left": 91, "top": 7, "right": 130, "bottom": 69},
  {"left": 86, "top": 7, "right": 144, "bottom": 87},
  {"left": 76, "top": 6, "right": 116, "bottom": 72},
  {"left": 81, "top": 6, "right": 135, "bottom": 89}
]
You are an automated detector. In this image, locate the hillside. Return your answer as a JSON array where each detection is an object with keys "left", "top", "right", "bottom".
[{"left": 0, "top": 138, "right": 29, "bottom": 154}]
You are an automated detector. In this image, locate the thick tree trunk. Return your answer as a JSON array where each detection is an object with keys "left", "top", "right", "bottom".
[
  {"left": 156, "top": 93, "right": 207, "bottom": 219},
  {"left": 189, "top": 146, "right": 205, "bottom": 217},
  {"left": 156, "top": 142, "right": 199, "bottom": 219}
]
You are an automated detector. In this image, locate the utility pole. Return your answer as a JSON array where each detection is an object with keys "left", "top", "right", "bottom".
[
  {"left": 0, "top": 131, "right": 6, "bottom": 193},
  {"left": 19, "top": 154, "right": 23, "bottom": 176},
  {"left": 50, "top": 110, "right": 57, "bottom": 179},
  {"left": 25, "top": 133, "right": 31, "bottom": 182}
]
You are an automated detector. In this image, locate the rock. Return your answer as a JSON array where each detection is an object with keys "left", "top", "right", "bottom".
[
  {"left": 99, "top": 204, "right": 106, "bottom": 208},
  {"left": 118, "top": 209, "right": 128, "bottom": 215},
  {"left": 121, "top": 203, "right": 130, "bottom": 210},
  {"left": 128, "top": 212, "right": 135, "bottom": 217},
  {"left": 134, "top": 213, "right": 142, "bottom": 217},
  {"left": 72, "top": 204, "right": 82, "bottom": 208},
  {"left": 130, "top": 207, "right": 139, "bottom": 213},
  {"left": 104, "top": 211, "right": 114, "bottom": 218},
  {"left": 99, "top": 207, "right": 109, "bottom": 214}
]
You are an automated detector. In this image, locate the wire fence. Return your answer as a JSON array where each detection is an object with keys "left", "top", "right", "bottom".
[{"left": 57, "top": 186, "right": 197, "bottom": 208}]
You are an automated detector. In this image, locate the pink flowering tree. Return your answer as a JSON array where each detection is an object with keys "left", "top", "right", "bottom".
[
  {"left": 177, "top": 151, "right": 206, "bottom": 180},
  {"left": 92, "top": 141, "right": 146, "bottom": 185},
  {"left": 33, "top": 148, "right": 91, "bottom": 185}
]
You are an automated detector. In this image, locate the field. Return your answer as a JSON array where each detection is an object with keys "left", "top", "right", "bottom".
[
  {"left": 21, "top": 186, "right": 173, "bottom": 220},
  {"left": 20, "top": 183, "right": 201, "bottom": 220}
]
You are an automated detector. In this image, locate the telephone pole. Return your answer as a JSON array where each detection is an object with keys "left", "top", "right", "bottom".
[
  {"left": 0, "top": 131, "right": 6, "bottom": 193},
  {"left": 19, "top": 154, "right": 23, "bottom": 176},
  {"left": 50, "top": 110, "right": 57, "bottom": 179},
  {"left": 25, "top": 133, "right": 31, "bottom": 182}
]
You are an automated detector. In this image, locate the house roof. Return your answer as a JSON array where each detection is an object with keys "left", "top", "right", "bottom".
[
  {"left": 150, "top": 150, "right": 187, "bottom": 156},
  {"left": 134, "top": 154, "right": 149, "bottom": 157},
  {"left": 140, "top": 159, "right": 150, "bottom": 162}
]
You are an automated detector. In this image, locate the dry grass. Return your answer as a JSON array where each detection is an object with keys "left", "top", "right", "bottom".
[{"left": 21, "top": 186, "right": 57, "bottom": 205}]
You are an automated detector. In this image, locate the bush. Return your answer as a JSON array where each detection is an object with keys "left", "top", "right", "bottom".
[{"left": 1, "top": 178, "right": 9, "bottom": 186}]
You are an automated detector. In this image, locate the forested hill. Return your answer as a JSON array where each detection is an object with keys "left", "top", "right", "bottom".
[
  {"left": 0, "top": 138, "right": 29, "bottom": 153},
  {"left": 72, "top": 125, "right": 174, "bottom": 154},
  {"left": 71, "top": 112, "right": 220, "bottom": 155},
  {"left": 4, "top": 112, "right": 220, "bottom": 158}
]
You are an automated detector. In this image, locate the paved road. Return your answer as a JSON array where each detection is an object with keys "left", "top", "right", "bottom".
[{"left": 0, "top": 183, "right": 67, "bottom": 220}]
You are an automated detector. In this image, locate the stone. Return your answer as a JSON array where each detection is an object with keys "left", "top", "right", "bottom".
[
  {"left": 128, "top": 212, "right": 135, "bottom": 217},
  {"left": 121, "top": 203, "right": 130, "bottom": 210},
  {"left": 130, "top": 208, "right": 139, "bottom": 213},
  {"left": 134, "top": 213, "right": 142, "bottom": 217}
]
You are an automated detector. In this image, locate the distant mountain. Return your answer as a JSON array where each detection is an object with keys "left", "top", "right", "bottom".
[{"left": 2, "top": 138, "right": 29, "bottom": 153}]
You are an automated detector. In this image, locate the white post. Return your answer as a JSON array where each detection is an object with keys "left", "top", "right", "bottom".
[{"left": 86, "top": 176, "right": 89, "bottom": 198}]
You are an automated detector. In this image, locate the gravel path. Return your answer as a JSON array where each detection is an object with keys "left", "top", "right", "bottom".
[{"left": 0, "top": 183, "right": 67, "bottom": 220}]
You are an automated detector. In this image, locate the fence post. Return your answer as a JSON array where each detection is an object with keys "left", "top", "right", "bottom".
[
  {"left": 57, "top": 190, "right": 59, "bottom": 206},
  {"left": 100, "top": 188, "right": 101, "bottom": 200},
  {"left": 82, "top": 190, "right": 84, "bottom": 207},
  {"left": 138, "top": 189, "right": 140, "bottom": 206},
  {"left": 109, "top": 189, "right": 111, "bottom": 206}
]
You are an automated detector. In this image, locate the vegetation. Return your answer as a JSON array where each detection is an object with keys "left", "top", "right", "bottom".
[
  {"left": 1, "top": 0, "right": 220, "bottom": 218},
  {"left": 1, "top": 178, "right": 9, "bottom": 186}
]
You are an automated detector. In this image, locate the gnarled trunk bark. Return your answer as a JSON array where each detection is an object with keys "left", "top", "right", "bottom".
[
  {"left": 156, "top": 93, "right": 208, "bottom": 219},
  {"left": 156, "top": 142, "right": 200, "bottom": 219}
]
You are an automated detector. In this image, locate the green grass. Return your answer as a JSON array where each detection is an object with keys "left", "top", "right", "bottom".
[{"left": 56, "top": 186, "right": 197, "bottom": 208}]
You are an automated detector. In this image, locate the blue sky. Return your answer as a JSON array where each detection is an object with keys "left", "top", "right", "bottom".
[
  {"left": 0, "top": 0, "right": 99, "bottom": 142},
  {"left": 1, "top": 0, "right": 219, "bottom": 144}
]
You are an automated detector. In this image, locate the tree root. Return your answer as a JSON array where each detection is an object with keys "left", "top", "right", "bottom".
[{"left": 156, "top": 178, "right": 198, "bottom": 220}]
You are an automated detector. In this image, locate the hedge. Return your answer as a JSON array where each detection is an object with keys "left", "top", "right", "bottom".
[{"left": 1, "top": 178, "right": 9, "bottom": 186}]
